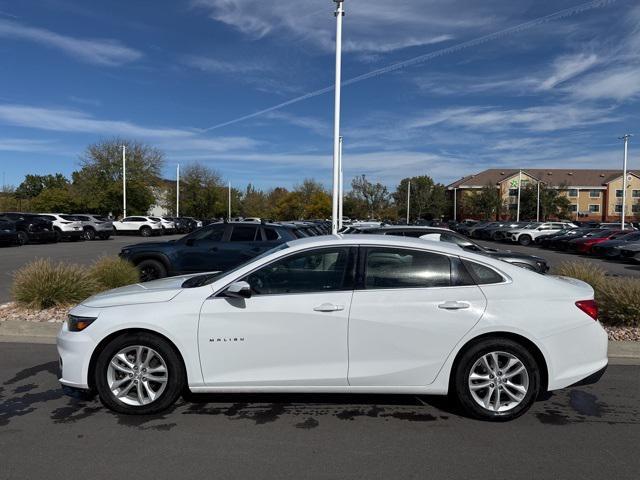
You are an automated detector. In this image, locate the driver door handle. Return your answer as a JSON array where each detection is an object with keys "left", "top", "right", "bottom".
[
  {"left": 313, "top": 303, "right": 345, "bottom": 312},
  {"left": 438, "top": 301, "right": 470, "bottom": 310}
]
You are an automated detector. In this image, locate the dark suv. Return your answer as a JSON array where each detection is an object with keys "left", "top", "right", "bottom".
[
  {"left": 350, "top": 226, "right": 549, "bottom": 273},
  {"left": 0, "top": 212, "right": 57, "bottom": 245},
  {"left": 120, "top": 221, "right": 299, "bottom": 281}
]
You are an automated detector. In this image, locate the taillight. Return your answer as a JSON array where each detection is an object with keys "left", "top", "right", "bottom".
[{"left": 576, "top": 300, "right": 598, "bottom": 320}]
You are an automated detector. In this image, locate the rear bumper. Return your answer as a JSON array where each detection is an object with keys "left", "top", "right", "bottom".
[
  {"left": 61, "top": 230, "right": 84, "bottom": 239},
  {"left": 568, "top": 364, "right": 607, "bottom": 388}
]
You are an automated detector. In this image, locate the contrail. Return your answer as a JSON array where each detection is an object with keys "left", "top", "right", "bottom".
[{"left": 201, "top": 0, "right": 618, "bottom": 132}]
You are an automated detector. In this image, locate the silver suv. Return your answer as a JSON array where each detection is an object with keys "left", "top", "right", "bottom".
[{"left": 72, "top": 214, "right": 114, "bottom": 240}]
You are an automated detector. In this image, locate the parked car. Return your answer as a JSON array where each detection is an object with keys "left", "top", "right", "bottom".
[
  {"left": 59, "top": 235, "right": 608, "bottom": 419},
  {"left": 506, "top": 222, "right": 577, "bottom": 246},
  {"left": 591, "top": 231, "right": 640, "bottom": 258},
  {"left": 463, "top": 221, "right": 492, "bottom": 238},
  {"left": 150, "top": 217, "right": 176, "bottom": 234},
  {"left": 547, "top": 228, "right": 605, "bottom": 251},
  {"left": 71, "top": 214, "right": 114, "bottom": 240},
  {"left": 567, "top": 230, "right": 627, "bottom": 254},
  {"left": 350, "top": 226, "right": 549, "bottom": 273},
  {"left": 37, "top": 213, "right": 84, "bottom": 241},
  {"left": 0, "top": 212, "right": 57, "bottom": 245},
  {"left": 598, "top": 222, "right": 637, "bottom": 230},
  {"left": 119, "top": 221, "right": 299, "bottom": 281},
  {"left": 489, "top": 222, "right": 528, "bottom": 241},
  {"left": 536, "top": 229, "right": 576, "bottom": 247},
  {"left": 169, "top": 217, "right": 198, "bottom": 234},
  {"left": 113, "top": 216, "right": 163, "bottom": 237},
  {"left": 618, "top": 242, "right": 640, "bottom": 262},
  {"left": 0, "top": 217, "right": 18, "bottom": 246}
]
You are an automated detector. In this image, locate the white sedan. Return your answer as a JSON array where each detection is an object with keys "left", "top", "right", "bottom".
[{"left": 57, "top": 235, "right": 608, "bottom": 421}]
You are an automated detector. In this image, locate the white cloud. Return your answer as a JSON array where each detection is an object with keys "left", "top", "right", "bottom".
[
  {"left": 263, "top": 111, "right": 329, "bottom": 136},
  {"left": 0, "top": 19, "right": 142, "bottom": 66},
  {"left": 538, "top": 53, "right": 599, "bottom": 90},
  {"left": 182, "top": 55, "right": 270, "bottom": 74},
  {"left": 570, "top": 65, "right": 640, "bottom": 101},
  {"left": 190, "top": 0, "right": 523, "bottom": 54},
  {"left": 0, "top": 138, "right": 56, "bottom": 153}
]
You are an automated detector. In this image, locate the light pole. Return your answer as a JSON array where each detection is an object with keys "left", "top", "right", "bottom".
[
  {"left": 176, "top": 164, "right": 180, "bottom": 217},
  {"left": 122, "top": 145, "right": 127, "bottom": 218},
  {"left": 331, "top": 0, "right": 345, "bottom": 234},
  {"left": 338, "top": 136, "right": 344, "bottom": 230},
  {"left": 453, "top": 187, "right": 457, "bottom": 222},
  {"left": 619, "top": 134, "right": 632, "bottom": 229},
  {"left": 228, "top": 181, "right": 231, "bottom": 221},
  {"left": 536, "top": 179, "right": 541, "bottom": 222},
  {"left": 406, "top": 180, "right": 411, "bottom": 224},
  {"left": 516, "top": 170, "right": 522, "bottom": 222}
]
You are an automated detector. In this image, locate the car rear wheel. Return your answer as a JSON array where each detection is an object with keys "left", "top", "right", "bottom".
[
  {"left": 83, "top": 228, "right": 96, "bottom": 240},
  {"left": 453, "top": 338, "right": 540, "bottom": 421},
  {"left": 137, "top": 259, "right": 167, "bottom": 282},
  {"left": 94, "top": 332, "right": 184, "bottom": 414},
  {"left": 140, "top": 226, "right": 152, "bottom": 237},
  {"left": 518, "top": 235, "right": 532, "bottom": 246}
]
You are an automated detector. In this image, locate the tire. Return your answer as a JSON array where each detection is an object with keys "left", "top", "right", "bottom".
[
  {"left": 83, "top": 228, "right": 96, "bottom": 241},
  {"left": 140, "top": 226, "right": 152, "bottom": 237},
  {"left": 54, "top": 228, "right": 63, "bottom": 242},
  {"left": 137, "top": 259, "right": 167, "bottom": 282},
  {"left": 16, "top": 231, "right": 29, "bottom": 246},
  {"left": 453, "top": 338, "right": 540, "bottom": 421},
  {"left": 518, "top": 235, "right": 532, "bottom": 246},
  {"left": 94, "top": 332, "right": 185, "bottom": 414}
]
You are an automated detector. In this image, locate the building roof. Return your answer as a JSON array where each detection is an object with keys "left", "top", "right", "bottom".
[{"left": 447, "top": 169, "right": 640, "bottom": 189}]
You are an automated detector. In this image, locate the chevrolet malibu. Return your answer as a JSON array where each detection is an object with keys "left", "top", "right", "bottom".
[{"left": 57, "top": 235, "right": 608, "bottom": 421}]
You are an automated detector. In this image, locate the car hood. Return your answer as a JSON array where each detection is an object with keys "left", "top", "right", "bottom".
[
  {"left": 80, "top": 276, "right": 191, "bottom": 308},
  {"left": 122, "top": 241, "right": 175, "bottom": 251}
]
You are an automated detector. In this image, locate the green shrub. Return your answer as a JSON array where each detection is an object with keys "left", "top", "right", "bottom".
[
  {"left": 90, "top": 256, "right": 139, "bottom": 290},
  {"left": 554, "top": 261, "right": 639, "bottom": 327},
  {"left": 12, "top": 259, "right": 98, "bottom": 309}
]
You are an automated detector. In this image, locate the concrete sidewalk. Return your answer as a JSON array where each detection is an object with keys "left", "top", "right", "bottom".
[{"left": 1, "top": 320, "right": 638, "bottom": 364}]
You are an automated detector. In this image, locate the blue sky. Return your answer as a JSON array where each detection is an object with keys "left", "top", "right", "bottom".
[{"left": 0, "top": 0, "right": 638, "bottom": 190}]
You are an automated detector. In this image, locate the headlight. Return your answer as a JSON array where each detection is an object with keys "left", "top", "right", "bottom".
[{"left": 67, "top": 315, "right": 97, "bottom": 332}]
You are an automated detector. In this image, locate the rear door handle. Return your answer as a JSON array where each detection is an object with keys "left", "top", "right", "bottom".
[
  {"left": 438, "top": 301, "right": 470, "bottom": 310},
  {"left": 313, "top": 303, "right": 345, "bottom": 312}
]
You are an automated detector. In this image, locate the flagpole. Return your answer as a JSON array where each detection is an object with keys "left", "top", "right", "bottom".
[{"left": 331, "top": 0, "right": 344, "bottom": 234}]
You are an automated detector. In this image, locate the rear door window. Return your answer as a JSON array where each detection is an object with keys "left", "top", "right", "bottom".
[
  {"left": 364, "top": 247, "right": 451, "bottom": 289},
  {"left": 263, "top": 227, "right": 280, "bottom": 241},
  {"left": 230, "top": 225, "right": 258, "bottom": 242}
]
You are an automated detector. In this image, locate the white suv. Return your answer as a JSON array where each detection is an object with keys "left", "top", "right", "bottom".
[
  {"left": 73, "top": 214, "right": 114, "bottom": 240},
  {"left": 112, "top": 216, "right": 163, "bottom": 237},
  {"left": 149, "top": 216, "right": 176, "bottom": 234},
  {"left": 507, "top": 222, "right": 576, "bottom": 246},
  {"left": 37, "top": 213, "right": 84, "bottom": 241}
]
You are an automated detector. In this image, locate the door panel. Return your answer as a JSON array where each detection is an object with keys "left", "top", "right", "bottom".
[
  {"left": 348, "top": 286, "right": 486, "bottom": 386},
  {"left": 198, "top": 292, "right": 352, "bottom": 386}
]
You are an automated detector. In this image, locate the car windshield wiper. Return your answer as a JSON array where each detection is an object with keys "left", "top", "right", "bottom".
[{"left": 182, "top": 272, "right": 222, "bottom": 288}]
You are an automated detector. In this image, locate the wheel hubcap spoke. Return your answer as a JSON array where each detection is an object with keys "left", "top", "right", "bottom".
[
  {"left": 468, "top": 350, "right": 529, "bottom": 413},
  {"left": 107, "top": 345, "right": 168, "bottom": 407}
]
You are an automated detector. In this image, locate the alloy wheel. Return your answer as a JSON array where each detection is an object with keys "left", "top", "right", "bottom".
[
  {"left": 106, "top": 345, "right": 168, "bottom": 406},
  {"left": 468, "top": 351, "right": 529, "bottom": 413}
]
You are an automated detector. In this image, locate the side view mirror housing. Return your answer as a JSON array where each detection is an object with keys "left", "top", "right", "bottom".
[{"left": 224, "top": 281, "right": 252, "bottom": 299}]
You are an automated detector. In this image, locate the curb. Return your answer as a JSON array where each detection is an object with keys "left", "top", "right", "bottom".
[{"left": 0, "top": 320, "right": 639, "bottom": 363}]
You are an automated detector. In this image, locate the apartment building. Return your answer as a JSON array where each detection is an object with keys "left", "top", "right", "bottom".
[{"left": 447, "top": 169, "right": 640, "bottom": 222}]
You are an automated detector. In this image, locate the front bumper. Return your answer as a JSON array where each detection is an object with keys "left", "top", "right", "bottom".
[{"left": 57, "top": 321, "right": 95, "bottom": 389}]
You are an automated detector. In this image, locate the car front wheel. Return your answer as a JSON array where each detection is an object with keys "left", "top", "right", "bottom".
[
  {"left": 94, "top": 332, "right": 185, "bottom": 414},
  {"left": 137, "top": 259, "right": 167, "bottom": 281},
  {"left": 518, "top": 235, "right": 532, "bottom": 246},
  {"left": 453, "top": 338, "right": 540, "bottom": 421}
]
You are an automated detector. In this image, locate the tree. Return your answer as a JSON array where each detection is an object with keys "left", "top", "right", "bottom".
[
  {"left": 241, "top": 184, "right": 268, "bottom": 218},
  {"left": 31, "top": 186, "right": 79, "bottom": 212},
  {"left": 394, "top": 176, "right": 448, "bottom": 221},
  {"left": 165, "top": 163, "right": 225, "bottom": 220},
  {"left": 462, "top": 184, "right": 504, "bottom": 220},
  {"left": 516, "top": 182, "right": 572, "bottom": 221},
  {"left": 72, "top": 139, "right": 164, "bottom": 216},
  {"left": 350, "top": 175, "right": 389, "bottom": 219},
  {"left": 15, "top": 174, "right": 69, "bottom": 200}
]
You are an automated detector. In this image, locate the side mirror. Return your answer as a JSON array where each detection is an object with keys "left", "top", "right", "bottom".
[{"left": 224, "top": 281, "right": 252, "bottom": 299}]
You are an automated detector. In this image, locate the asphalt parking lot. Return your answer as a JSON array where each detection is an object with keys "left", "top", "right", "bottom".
[
  {"left": 0, "top": 342, "right": 637, "bottom": 480},
  {"left": 0, "top": 234, "right": 183, "bottom": 303}
]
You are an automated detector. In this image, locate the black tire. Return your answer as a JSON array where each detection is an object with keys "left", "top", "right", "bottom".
[
  {"left": 16, "top": 231, "right": 29, "bottom": 246},
  {"left": 94, "top": 332, "right": 185, "bottom": 415},
  {"left": 83, "top": 228, "right": 96, "bottom": 241},
  {"left": 54, "top": 228, "right": 63, "bottom": 242},
  {"left": 453, "top": 338, "right": 540, "bottom": 421},
  {"left": 140, "top": 226, "right": 152, "bottom": 237},
  {"left": 518, "top": 235, "right": 532, "bottom": 246},
  {"left": 137, "top": 259, "right": 167, "bottom": 282}
]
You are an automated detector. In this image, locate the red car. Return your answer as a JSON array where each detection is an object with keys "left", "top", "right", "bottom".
[{"left": 568, "top": 229, "right": 628, "bottom": 254}]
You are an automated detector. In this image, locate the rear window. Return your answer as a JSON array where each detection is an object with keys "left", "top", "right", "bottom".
[
  {"left": 365, "top": 248, "right": 451, "bottom": 289},
  {"left": 230, "top": 225, "right": 258, "bottom": 242},
  {"left": 462, "top": 260, "right": 504, "bottom": 285},
  {"left": 264, "top": 228, "right": 280, "bottom": 241},
  {"left": 60, "top": 215, "right": 79, "bottom": 221}
]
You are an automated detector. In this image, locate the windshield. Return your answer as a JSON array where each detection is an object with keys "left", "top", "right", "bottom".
[
  {"left": 181, "top": 243, "right": 290, "bottom": 288},
  {"left": 60, "top": 215, "right": 80, "bottom": 221}
]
